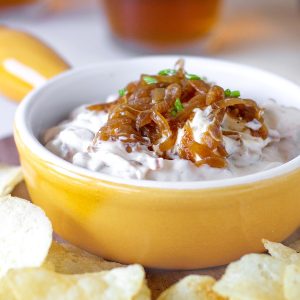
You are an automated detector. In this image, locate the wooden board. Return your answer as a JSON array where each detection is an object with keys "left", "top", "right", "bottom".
[{"left": 1, "top": 135, "right": 299, "bottom": 299}]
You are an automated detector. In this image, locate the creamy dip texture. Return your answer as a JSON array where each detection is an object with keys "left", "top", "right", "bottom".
[{"left": 43, "top": 99, "right": 300, "bottom": 181}]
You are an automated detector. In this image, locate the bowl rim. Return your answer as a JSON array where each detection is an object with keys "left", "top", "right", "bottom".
[{"left": 14, "top": 55, "right": 300, "bottom": 190}]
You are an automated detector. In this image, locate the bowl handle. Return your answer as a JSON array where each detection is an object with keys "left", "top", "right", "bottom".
[{"left": 0, "top": 26, "right": 70, "bottom": 102}]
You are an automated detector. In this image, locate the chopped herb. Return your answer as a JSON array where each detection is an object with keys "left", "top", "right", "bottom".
[
  {"left": 174, "top": 98, "right": 184, "bottom": 112},
  {"left": 171, "top": 109, "right": 177, "bottom": 117},
  {"left": 171, "top": 98, "right": 184, "bottom": 116},
  {"left": 118, "top": 88, "right": 127, "bottom": 97},
  {"left": 231, "top": 90, "right": 241, "bottom": 97},
  {"left": 158, "top": 69, "right": 176, "bottom": 76},
  {"left": 143, "top": 76, "right": 158, "bottom": 84},
  {"left": 224, "top": 89, "right": 240, "bottom": 98},
  {"left": 224, "top": 89, "right": 231, "bottom": 97},
  {"left": 185, "top": 73, "right": 201, "bottom": 80}
]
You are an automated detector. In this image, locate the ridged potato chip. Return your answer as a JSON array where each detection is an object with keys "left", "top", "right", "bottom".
[
  {"left": 283, "top": 264, "right": 300, "bottom": 300},
  {"left": 157, "top": 275, "right": 224, "bottom": 300},
  {"left": 0, "top": 164, "right": 23, "bottom": 196},
  {"left": 0, "top": 196, "right": 52, "bottom": 277},
  {"left": 1, "top": 265, "right": 151, "bottom": 300},
  {"left": 263, "top": 239, "right": 300, "bottom": 265},
  {"left": 213, "top": 254, "right": 286, "bottom": 300},
  {"left": 44, "top": 241, "right": 123, "bottom": 274}
]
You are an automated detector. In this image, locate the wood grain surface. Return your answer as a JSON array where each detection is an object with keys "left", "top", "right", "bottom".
[{"left": 1, "top": 135, "right": 299, "bottom": 299}]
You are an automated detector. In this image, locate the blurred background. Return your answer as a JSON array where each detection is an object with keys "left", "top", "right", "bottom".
[{"left": 0, "top": 0, "right": 299, "bottom": 138}]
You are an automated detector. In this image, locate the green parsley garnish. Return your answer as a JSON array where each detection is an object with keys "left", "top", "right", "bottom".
[
  {"left": 174, "top": 98, "right": 184, "bottom": 112},
  {"left": 224, "top": 89, "right": 231, "bottom": 97},
  {"left": 224, "top": 89, "right": 240, "bottom": 98},
  {"left": 158, "top": 69, "right": 176, "bottom": 76},
  {"left": 230, "top": 90, "right": 241, "bottom": 97},
  {"left": 171, "top": 109, "right": 177, "bottom": 117},
  {"left": 185, "top": 73, "right": 201, "bottom": 80},
  {"left": 143, "top": 76, "right": 158, "bottom": 84},
  {"left": 171, "top": 98, "right": 184, "bottom": 116},
  {"left": 118, "top": 88, "right": 127, "bottom": 97}
]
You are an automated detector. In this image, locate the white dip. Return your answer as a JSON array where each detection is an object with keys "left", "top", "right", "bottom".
[{"left": 43, "top": 100, "right": 300, "bottom": 181}]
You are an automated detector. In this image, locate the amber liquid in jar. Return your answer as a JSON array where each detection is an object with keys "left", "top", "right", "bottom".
[
  {"left": 0, "top": 0, "right": 38, "bottom": 8},
  {"left": 101, "top": 0, "right": 221, "bottom": 46}
]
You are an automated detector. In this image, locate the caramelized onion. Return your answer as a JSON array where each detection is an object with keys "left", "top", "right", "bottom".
[
  {"left": 89, "top": 60, "right": 268, "bottom": 168},
  {"left": 87, "top": 101, "right": 117, "bottom": 112},
  {"left": 206, "top": 85, "right": 225, "bottom": 105},
  {"left": 151, "top": 111, "right": 172, "bottom": 142}
]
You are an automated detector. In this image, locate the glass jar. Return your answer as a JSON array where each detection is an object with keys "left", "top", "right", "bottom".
[
  {"left": 0, "top": 0, "right": 39, "bottom": 9},
  {"left": 101, "top": 0, "right": 221, "bottom": 47}
]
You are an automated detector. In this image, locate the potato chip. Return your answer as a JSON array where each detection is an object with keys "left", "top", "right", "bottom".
[
  {"left": 0, "top": 164, "right": 23, "bottom": 196},
  {"left": 213, "top": 254, "right": 286, "bottom": 300},
  {"left": 263, "top": 239, "right": 300, "bottom": 265},
  {"left": 44, "top": 241, "right": 123, "bottom": 274},
  {"left": 283, "top": 264, "right": 300, "bottom": 300},
  {"left": 1, "top": 265, "right": 151, "bottom": 300},
  {"left": 157, "top": 275, "right": 224, "bottom": 300},
  {"left": 0, "top": 277, "right": 17, "bottom": 300},
  {"left": 0, "top": 196, "right": 52, "bottom": 277}
]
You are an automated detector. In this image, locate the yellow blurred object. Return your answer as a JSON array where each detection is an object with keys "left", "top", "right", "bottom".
[{"left": 0, "top": 26, "right": 70, "bottom": 102}]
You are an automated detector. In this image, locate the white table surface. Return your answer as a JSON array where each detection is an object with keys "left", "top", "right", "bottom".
[{"left": 0, "top": 0, "right": 299, "bottom": 138}]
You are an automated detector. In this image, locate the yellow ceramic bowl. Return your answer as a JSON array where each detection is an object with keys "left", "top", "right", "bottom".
[{"left": 14, "top": 56, "right": 300, "bottom": 269}]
